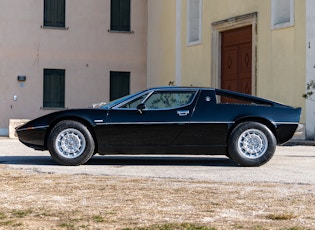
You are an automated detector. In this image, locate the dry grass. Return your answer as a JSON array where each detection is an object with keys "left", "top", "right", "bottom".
[
  {"left": 266, "top": 213, "right": 296, "bottom": 221},
  {"left": 0, "top": 165, "right": 314, "bottom": 229}
]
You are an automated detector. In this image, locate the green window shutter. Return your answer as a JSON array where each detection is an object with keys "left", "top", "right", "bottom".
[
  {"left": 110, "top": 71, "right": 130, "bottom": 101},
  {"left": 44, "top": 0, "right": 65, "bottom": 27},
  {"left": 43, "top": 69, "right": 65, "bottom": 108},
  {"left": 110, "top": 0, "right": 130, "bottom": 31}
]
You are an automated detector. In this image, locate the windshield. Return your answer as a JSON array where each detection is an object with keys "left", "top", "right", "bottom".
[{"left": 101, "top": 90, "right": 148, "bottom": 109}]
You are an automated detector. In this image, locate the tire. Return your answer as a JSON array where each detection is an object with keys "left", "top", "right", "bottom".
[
  {"left": 228, "top": 122, "right": 276, "bottom": 167},
  {"left": 47, "top": 120, "right": 95, "bottom": 166}
]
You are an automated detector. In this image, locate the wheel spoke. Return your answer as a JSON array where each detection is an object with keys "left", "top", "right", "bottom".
[
  {"left": 55, "top": 128, "right": 86, "bottom": 159},
  {"left": 238, "top": 129, "right": 268, "bottom": 159}
]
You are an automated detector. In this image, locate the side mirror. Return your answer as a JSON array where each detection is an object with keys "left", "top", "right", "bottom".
[{"left": 136, "top": 103, "right": 146, "bottom": 114}]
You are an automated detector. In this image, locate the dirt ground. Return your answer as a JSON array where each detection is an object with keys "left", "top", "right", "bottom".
[{"left": 0, "top": 165, "right": 314, "bottom": 230}]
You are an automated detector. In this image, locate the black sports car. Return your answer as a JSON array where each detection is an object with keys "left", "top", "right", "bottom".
[{"left": 16, "top": 87, "right": 301, "bottom": 167}]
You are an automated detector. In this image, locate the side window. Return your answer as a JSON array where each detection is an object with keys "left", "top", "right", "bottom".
[
  {"left": 144, "top": 91, "right": 195, "bottom": 109},
  {"left": 119, "top": 94, "right": 148, "bottom": 109}
]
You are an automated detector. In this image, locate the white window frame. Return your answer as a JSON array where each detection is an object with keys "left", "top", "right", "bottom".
[
  {"left": 271, "top": 0, "right": 295, "bottom": 30},
  {"left": 187, "top": 0, "right": 202, "bottom": 46}
]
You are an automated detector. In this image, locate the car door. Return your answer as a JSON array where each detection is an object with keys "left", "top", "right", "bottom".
[
  {"left": 186, "top": 89, "right": 230, "bottom": 146},
  {"left": 105, "top": 89, "right": 198, "bottom": 151}
]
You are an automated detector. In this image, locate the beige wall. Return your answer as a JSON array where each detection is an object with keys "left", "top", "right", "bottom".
[
  {"left": 0, "top": 0, "right": 147, "bottom": 135},
  {"left": 147, "top": 0, "right": 306, "bottom": 122},
  {"left": 147, "top": 0, "right": 176, "bottom": 86},
  {"left": 258, "top": 1, "right": 306, "bottom": 118}
]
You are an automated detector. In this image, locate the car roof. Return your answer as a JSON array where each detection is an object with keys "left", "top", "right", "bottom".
[
  {"left": 147, "top": 86, "right": 213, "bottom": 91},
  {"left": 146, "top": 86, "right": 288, "bottom": 107}
]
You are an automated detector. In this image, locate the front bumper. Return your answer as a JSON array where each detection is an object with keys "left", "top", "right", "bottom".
[{"left": 16, "top": 126, "right": 48, "bottom": 150}]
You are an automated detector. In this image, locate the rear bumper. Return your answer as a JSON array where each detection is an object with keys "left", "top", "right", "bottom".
[{"left": 276, "top": 123, "right": 299, "bottom": 144}]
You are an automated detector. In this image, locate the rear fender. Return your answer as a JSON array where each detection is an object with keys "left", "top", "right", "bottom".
[{"left": 228, "top": 117, "right": 277, "bottom": 143}]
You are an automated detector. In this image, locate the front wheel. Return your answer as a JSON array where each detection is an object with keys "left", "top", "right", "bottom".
[
  {"left": 228, "top": 122, "right": 276, "bottom": 167},
  {"left": 47, "top": 120, "right": 95, "bottom": 166}
]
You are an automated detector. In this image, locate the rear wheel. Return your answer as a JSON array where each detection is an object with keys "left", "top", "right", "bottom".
[
  {"left": 228, "top": 122, "right": 276, "bottom": 167},
  {"left": 47, "top": 120, "right": 95, "bottom": 166}
]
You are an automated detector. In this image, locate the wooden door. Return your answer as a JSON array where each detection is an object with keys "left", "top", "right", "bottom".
[{"left": 221, "top": 26, "right": 252, "bottom": 95}]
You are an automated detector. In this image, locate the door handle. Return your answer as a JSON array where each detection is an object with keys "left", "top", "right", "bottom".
[{"left": 177, "top": 110, "right": 190, "bottom": 116}]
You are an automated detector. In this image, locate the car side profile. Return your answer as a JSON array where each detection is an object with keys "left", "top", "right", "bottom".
[{"left": 16, "top": 87, "right": 301, "bottom": 167}]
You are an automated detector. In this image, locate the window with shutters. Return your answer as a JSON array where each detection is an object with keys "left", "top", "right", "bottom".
[
  {"left": 43, "top": 69, "right": 65, "bottom": 108},
  {"left": 43, "top": 0, "right": 66, "bottom": 28},
  {"left": 110, "top": 0, "right": 131, "bottom": 32},
  {"left": 110, "top": 71, "right": 130, "bottom": 101}
]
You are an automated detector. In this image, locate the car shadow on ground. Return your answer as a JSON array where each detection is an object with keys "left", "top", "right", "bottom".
[
  {"left": 0, "top": 156, "right": 57, "bottom": 166},
  {"left": 0, "top": 155, "right": 238, "bottom": 167},
  {"left": 89, "top": 155, "right": 238, "bottom": 167}
]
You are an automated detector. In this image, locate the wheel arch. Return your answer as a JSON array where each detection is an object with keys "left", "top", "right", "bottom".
[
  {"left": 228, "top": 117, "right": 278, "bottom": 143},
  {"left": 44, "top": 116, "right": 98, "bottom": 153}
]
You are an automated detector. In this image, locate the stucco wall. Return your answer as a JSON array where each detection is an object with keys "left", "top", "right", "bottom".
[
  {"left": 258, "top": 1, "right": 306, "bottom": 119},
  {"left": 0, "top": 0, "right": 147, "bottom": 135},
  {"left": 147, "top": 0, "right": 176, "bottom": 86}
]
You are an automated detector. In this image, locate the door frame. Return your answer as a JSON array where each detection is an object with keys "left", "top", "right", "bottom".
[{"left": 211, "top": 12, "right": 257, "bottom": 95}]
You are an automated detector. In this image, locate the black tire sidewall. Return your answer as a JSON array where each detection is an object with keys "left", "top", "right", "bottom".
[
  {"left": 228, "top": 122, "right": 276, "bottom": 167},
  {"left": 47, "top": 120, "right": 95, "bottom": 166}
]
